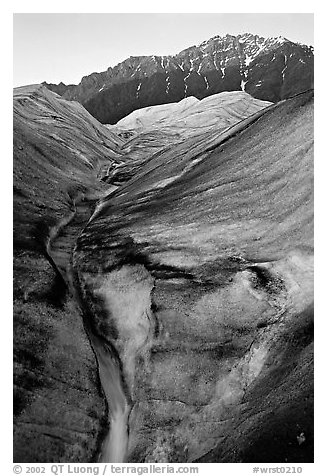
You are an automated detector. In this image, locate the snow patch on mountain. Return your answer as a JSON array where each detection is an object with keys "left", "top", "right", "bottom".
[
  {"left": 240, "top": 80, "right": 247, "bottom": 91},
  {"left": 165, "top": 76, "right": 170, "bottom": 94},
  {"left": 281, "top": 55, "right": 288, "bottom": 80},
  {"left": 184, "top": 72, "right": 191, "bottom": 97}
]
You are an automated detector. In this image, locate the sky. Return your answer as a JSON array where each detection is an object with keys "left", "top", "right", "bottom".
[{"left": 13, "top": 13, "right": 314, "bottom": 87}]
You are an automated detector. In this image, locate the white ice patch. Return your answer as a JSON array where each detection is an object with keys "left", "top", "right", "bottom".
[
  {"left": 281, "top": 54, "right": 288, "bottom": 80},
  {"left": 154, "top": 175, "right": 181, "bottom": 189},
  {"left": 136, "top": 82, "right": 142, "bottom": 98},
  {"left": 99, "top": 85, "right": 105, "bottom": 92},
  {"left": 245, "top": 54, "right": 253, "bottom": 66},
  {"left": 165, "top": 76, "right": 170, "bottom": 94},
  {"left": 184, "top": 72, "right": 191, "bottom": 97},
  {"left": 131, "top": 64, "right": 141, "bottom": 77},
  {"left": 240, "top": 79, "right": 247, "bottom": 91},
  {"left": 220, "top": 58, "right": 226, "bottom": 78}
]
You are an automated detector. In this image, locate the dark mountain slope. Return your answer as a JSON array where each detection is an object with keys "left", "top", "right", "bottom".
[
  {"left": 44, "top": 33, "right": 313, "bottom": 124},
  {"left": 244, "top": 41, "right": 314, "bottom": 102}
]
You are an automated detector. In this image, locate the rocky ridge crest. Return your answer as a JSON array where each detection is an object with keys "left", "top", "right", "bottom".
[{"left": 44, "top": 33, "right": 314, "bottom": 124}]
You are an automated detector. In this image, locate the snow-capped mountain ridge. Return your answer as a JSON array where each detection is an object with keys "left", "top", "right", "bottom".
[{"left": 44, "top": 32, "right": 314, "bottom": 124}]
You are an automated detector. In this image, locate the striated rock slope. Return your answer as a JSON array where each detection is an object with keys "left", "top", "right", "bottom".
[
  {"left": 14, "top": 85, "right": 124, "bottom": 249},
  {"left": 13, "top": 84, "right": 125, "bottom": 462},
  {"left": 113, "top": 91, "right": 271, "bottom": 137},
  {"left": 73, "top": 90, "right": 314, "bottom": 463},
  {"left": 44, "top": 33, "right": 313, "bottom": 124},
  {"left": 106, "top": 91, "right": 272, "bottom": 185}
]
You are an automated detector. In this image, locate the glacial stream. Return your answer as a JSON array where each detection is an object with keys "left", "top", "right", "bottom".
[
  {"left": 90, "top": 333, "right": 130, "bottom": 463},
  {"left": 46, "top": 191, "right": 131, "bottom": 463}
]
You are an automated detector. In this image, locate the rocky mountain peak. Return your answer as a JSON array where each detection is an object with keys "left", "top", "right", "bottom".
[{"left": 44, "top": 31, "right": 313, "bottom": 125}]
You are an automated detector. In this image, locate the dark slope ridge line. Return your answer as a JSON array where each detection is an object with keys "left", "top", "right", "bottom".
[{"left": 201, "top": 88, "right": 314, "bottom": 154}]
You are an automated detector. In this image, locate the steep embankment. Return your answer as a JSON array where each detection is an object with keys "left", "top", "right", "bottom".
[
  {"left": 13, "top": 85, "right": 124, "bottom": 462},
  {"left": 74, "top": 90, "right": 314, "bottom": 463}
]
